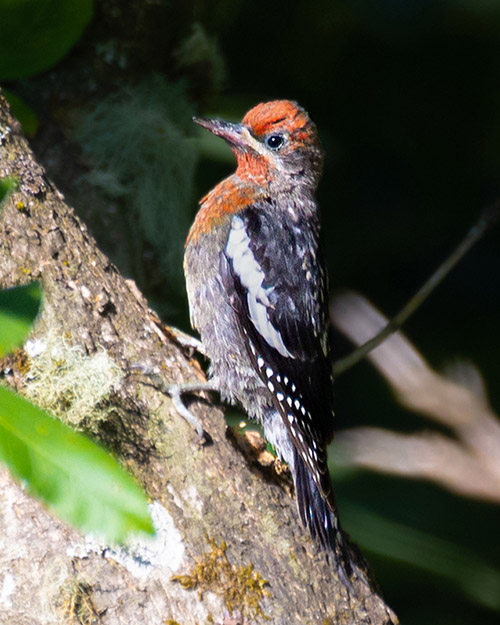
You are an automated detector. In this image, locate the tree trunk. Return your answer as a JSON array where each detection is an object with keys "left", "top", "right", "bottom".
[{"left": 0, "top": 92, "right": 397, "bottom": 625}]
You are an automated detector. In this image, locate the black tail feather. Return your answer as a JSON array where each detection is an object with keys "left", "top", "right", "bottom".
[{"left": 294, "top": 449, "right": 354, "bottom": 589}]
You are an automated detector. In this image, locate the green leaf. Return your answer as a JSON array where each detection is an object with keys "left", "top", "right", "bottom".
[
  {"left": 3, "top": 90, "right": 39, "bottom": 137},
  {"left": 0, "top": 0, "right": 93, "bottom": 80},
  {"left": 0, "top": 385, "right": 154, "bottom": 542},
  {"left": 0, "top": 283, "right": 42, "bottom": 357},
  {"left": 0, "top": 177, "right": 19, "bottom": 207}
]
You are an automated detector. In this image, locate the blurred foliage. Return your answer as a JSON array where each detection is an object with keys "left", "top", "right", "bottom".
[
  {"left": 0, "top": 284, "right": 153, "bottom": 541},
  {"left": 175, "top": 23, "right": 227, "bottom": 102},
  {"left": 0, "top": 176, "right": 18, "bottom": 209},
  {"left": 0, "top": 0, "right": 93, "bottom": 80},
  {"left": 0, "top": 283, "right": 41, "bottom": 356},
  {"left": 73, "top": 76, "right": 199, "bottom": 319},
  {"left": 0, "top": 384, "right": 154, "bottom": 542},
  {"left": 343, "top": 500, "right": 500, "bottom": 611},
  {"left": 2, "top": 89, "right": 38, "bottom": 136}
]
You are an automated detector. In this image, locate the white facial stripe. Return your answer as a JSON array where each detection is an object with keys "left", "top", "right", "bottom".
[{"left": 226, "top": 216, "right": 293, "bottom": 359}]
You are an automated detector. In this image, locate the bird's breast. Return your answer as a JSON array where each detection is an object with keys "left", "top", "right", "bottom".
[{"left": 185, "top": 175, "right": 265, "bottom": 247}]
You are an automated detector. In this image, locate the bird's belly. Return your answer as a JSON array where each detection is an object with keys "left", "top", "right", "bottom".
[{"left": 185, "top": 245, "right": 270, "bottom": 420}]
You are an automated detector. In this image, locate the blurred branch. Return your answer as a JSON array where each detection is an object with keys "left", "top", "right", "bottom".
[
  {"left": 332, "top": 292, "right": 500, "bottom": 502},
  {"left": 333, "top": 201, "right": 500, "bottom": 377}
]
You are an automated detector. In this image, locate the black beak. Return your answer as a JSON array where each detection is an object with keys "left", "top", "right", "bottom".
[{"left": 193, "top": 116, "right": 246, "bottom": 148}]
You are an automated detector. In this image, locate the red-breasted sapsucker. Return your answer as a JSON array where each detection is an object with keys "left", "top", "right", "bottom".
[{"left": 184, "top": 100, "right": 352, "bottom": 584}]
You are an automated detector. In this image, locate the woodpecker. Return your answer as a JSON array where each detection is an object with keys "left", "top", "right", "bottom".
[{"left": 184, "top": 100, "right": 352, "bottom": 584}]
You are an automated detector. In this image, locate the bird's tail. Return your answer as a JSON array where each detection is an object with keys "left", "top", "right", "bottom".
[{"left": 293, "top": 449, "right": 353, "bottom": 589}]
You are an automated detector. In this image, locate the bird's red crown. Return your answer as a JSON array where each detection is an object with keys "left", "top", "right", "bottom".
[{"left": 242, "top": 100, "right": 313, "bottom": 143}]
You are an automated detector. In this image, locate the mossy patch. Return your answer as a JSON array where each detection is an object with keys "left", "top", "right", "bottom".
[
  {"left": 24, "top": 331, "right": 123, "bottom": 429},
  {"left": 59, "top": 581, "right": 101, "bottom": 625},
  {"left": 172, "top": 537, "right": 271, "bottom": 621}
]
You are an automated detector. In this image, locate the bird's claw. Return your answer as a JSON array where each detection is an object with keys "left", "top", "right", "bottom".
[{"left": 130, "top": 363, "right": 216, "bottom": 444}]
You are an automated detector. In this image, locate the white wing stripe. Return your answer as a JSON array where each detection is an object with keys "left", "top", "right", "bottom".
[{"left": 226, "top": 216, "right": 293, "bottom": 358}]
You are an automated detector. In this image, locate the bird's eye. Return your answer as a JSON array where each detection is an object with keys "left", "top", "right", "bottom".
[{"left": 265, "top": 134, "right": 285, "bottom": 151}]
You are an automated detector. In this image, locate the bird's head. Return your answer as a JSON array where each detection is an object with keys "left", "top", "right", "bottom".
[{"left": 194, "top": 100, "right": 324, "bottom": 191}]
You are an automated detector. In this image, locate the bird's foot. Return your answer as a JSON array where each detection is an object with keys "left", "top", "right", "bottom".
[
  {"left": 130, "top": 363, "right": 217, "bottom": 443},
  {"left": 167, "top": 328, "right": 207, "bottom": 357}
]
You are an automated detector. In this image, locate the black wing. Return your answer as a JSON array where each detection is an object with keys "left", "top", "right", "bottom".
[{"left": 221, "top": 201, "right": 335, "bottom": 503}]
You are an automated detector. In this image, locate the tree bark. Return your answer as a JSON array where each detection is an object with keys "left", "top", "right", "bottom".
[{"left": 0, "top": 92, "right": 397, "bottom": 625}]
